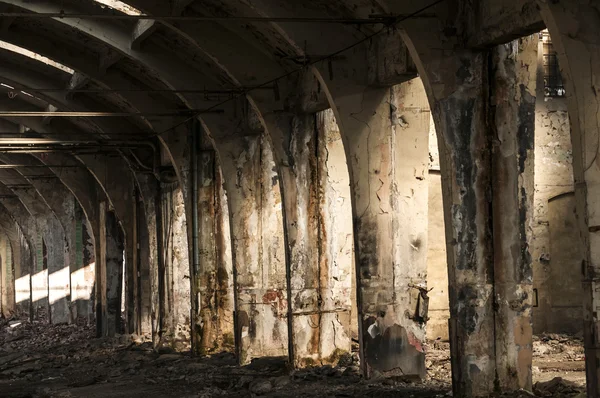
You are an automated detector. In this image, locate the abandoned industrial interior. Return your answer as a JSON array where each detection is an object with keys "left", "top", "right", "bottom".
[{"left": 0, "top": 0, "right": 599, "bottom": 397}]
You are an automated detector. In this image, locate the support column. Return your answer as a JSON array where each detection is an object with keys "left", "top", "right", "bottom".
[
  {"left": 160, "top": 184, "right": 191, "bottom": 350},
  {"left": 136, "top": 174, "right": 160, "bottom": 340},
  {"left": 98, "top": 202, "right": 124, "bottom": 337},
  {"left": 71, "top": 201, "right": 95, "bottom": 322},
  {"left": 202, "top": 106, "right": 288, "bottom": 364},
  {"left": 0, "top": 233, "right": 14, "bottom": 317},
  {"left": 0, "top": 222, "right": 26, "bottom": 317},
  {"left": 192, "top": 130, "right": 234, "bottom": 355},
  {"left": 397, "top": 24, "right": 496, "bottom": 393},
  {"left": 136, "top": 193, "right": 152, "bottom": 335},
  {"left": 490, "top": 37, "right": 537, "bottom": 391},
  {"left": 265, "top": 110, "right": 354, "bottom": 367},
  {"left": 46, "top": 219, "right": 69, "bottom": 324},
  {"left": 0, "top": 201, "right": 40, "bottom": 320},
  {"left": 16, "top": 228, "right": 32, "bottom": 318},
  {"left": 538, "top": 2, "right": 600, "bottom": 395},
  {"left": 314, "top": 67, "right": 431, "bottom": 377}
]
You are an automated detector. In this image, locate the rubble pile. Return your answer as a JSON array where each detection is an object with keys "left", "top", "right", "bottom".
[
  {"left": 0, "top": 319, "right": 589, "bottom": 397},
  {"left": 533, "top": 377, "right": 585, "bottom": 397},
  {"left": 533, "top": 333, "right": 585, "bottom": 360}
]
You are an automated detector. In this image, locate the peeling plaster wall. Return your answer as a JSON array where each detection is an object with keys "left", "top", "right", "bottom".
[
  {"left": 546, "top": 193, "right": 582, "bottom": 334},
  {"left": 318, "top": 109, "right": 356, "bottom": 347},
  {"left": 425, "top": 44, "right": 581, "bottom": 341},
  {"left": 0, "top": 233, "right": 14, "bottom": 317},
  {"left": 390, "top": 79, "right": 430, "bottom": 341},
  {"left": 15, "top": 228, "right": 29, "bottom": 317},
  {"left": 426, "top": 96, "right": 576, "bottom": 337},
  {"left": 162, "top": 186, "right": 191, "bottom": 350},
  {"left": 426, "top": 170, "right": 448, "bottom": 340},
  {"left": 317, "top": 109, "right": 358, "bottom": 363},
  {"left": 532, "top": 94, "right": 580, "bottom": 334},
  {"left": 194, "top": 148, "right": 235, "bottom": 354},
  {"left": 227, "top": 132, "right": 288, "bottom": 364},
  {"left": 215, "top": 171, "right": 235, "bottom": 351}
]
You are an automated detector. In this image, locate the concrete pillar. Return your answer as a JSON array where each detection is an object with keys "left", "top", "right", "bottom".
[
  {"left": 0, "top": 200, "right": 40, "bottom": 320},
  {"left": 314, "top": 68, "right": 431, "bottom": 377},
  {"left": 191, "top": 135, "right": 234, "bottom": 355},
  {"left": 538, "top": 2, "right": 600, "bottom": 395},
  {"left": 316, "top": 110, "right": 358, "bottom": 343},
  {"left": 8, "top": 185, "right": 71, "bottom": 324},
  {"left": 45, "top": 218, "right": 70, "bottom": 324},
  {"left": 98, "top": 202, "right": 124, "bottom": 337},
  {"left": 160, "top": 185, "right": 191, "bottom": 350},
  {"left": 71, "top": 201, "right": 95, "bottom": 322},
  {"left": 214, "top": 168, "right": 235, "bottom": 351},
  {"left": 133, "top": 181, "right": 153, "bottom": 336},
  {"left": 0, "top": 232, "right": 14, "bottom": 317},
  {"left": 264, "top": 111, "right": 354, "bottom": 367},
  {"left": 136, "top": 174, "right": 160, "bottom": 341},
  {"left": 0, "top": 222, "right": 25, "bottom": 317},
  {"left": 16, "top": 228, "right": 32, "bottom": 318},
  {"left": 397, "top": 20, "right": 497, "bottom": 391},
  {"left": 78, "top": 154, "right": 135, "bottom": 332},
  {"left": 201, "top": 106, "right": 288, "bottom": 364},
  {"left": 489, "top": 36, "right": 537, "bottom": 391}
]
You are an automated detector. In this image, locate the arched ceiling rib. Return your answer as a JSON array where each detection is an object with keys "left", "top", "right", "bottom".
[{"left": 0, "top": 0, "right": 426, "bottom": 192}]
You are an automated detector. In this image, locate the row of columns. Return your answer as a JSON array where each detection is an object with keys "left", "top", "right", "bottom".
[
  {"left": 0, "top": 194, "right": 96, "bottom": 325},
  {"left": 2, "top": 4, "right": 599, "bottom": 396},
  {"left": 148, "top": 32, "right": 542, "bottom": 397}
]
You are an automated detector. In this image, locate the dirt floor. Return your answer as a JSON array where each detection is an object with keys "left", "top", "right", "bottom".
[{"left": 0, "top": 317, "right": 587, "bottom": 397}]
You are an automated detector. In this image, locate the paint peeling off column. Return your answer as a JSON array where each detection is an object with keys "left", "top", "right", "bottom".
[
  {"left": 490, "top": 36, "right": 537, "bottom": 392},
  {"left": 161, "top": 186, "right": 191, "bottom": 350},
  {"left": 315, "top": 69, "right": 430, "bottom": 378},
  {"left": 213, "top": 113, "right": 288, "bottom": 364},
  {"left": 194, "top": 144, "right": 234, "bottom": 355},
  {"left": 0, "top": 233, "right": 15, "bottom": 316},
  {"left": 268, "top": 109, "right": 354, "bottom": 368}
]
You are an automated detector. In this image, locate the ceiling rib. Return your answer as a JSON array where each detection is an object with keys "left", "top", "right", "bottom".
[
  {"left": 0, "top": 12, "right": 430, "bottom": 24},
  {"left": 0, "top": 110, "right": 223, "bottom": 117}
]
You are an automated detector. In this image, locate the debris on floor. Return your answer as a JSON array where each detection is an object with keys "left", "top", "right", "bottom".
[{"left": 0, "top": 317, "right": 588, "bottom": 397}]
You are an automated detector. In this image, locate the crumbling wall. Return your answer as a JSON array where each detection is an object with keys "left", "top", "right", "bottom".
[
  {"left": 532, "top": 94, "right": 578, "bottom": 334},
  {"left": 318, "top": 109, "right": 356, "bottom": 343},
  {"left": 161, "top": 185, "right": 191, "bottom": 350},
  {"left": 0, "top": 232, "right": 14, "bottom": 317},
  {"left": 425, "top": 43, "right": 581, "bottom": 340}
]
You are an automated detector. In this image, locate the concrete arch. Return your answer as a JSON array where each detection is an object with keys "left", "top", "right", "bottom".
[
  {"left": 536, "top": 1, "right": 600, "bottom": 395},
  {"left": 0, "top": 170, "right": 69, "bottom": 323},
  {"left": 0, "top": 211, "right": 28, "bottom": 315},
  {"left": 0, "top": 153, "right": 90, "bottom": 320}
]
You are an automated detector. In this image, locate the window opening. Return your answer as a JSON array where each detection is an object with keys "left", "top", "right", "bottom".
[{"left": 541, "top": 31, "right": 565, "bottom": 97}]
